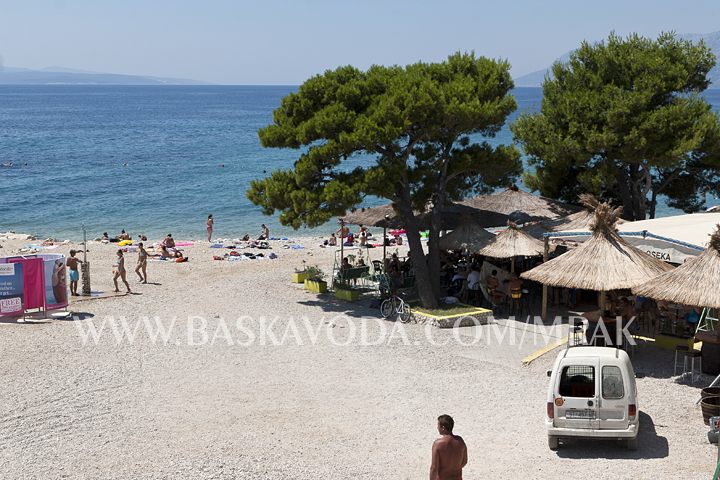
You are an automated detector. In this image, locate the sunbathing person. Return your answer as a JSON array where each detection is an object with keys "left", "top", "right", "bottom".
[{"left": 163, "top": 234, "right": 176, "bottom": 249}]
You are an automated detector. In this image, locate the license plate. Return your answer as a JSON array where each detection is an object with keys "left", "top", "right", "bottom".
[{"left": 566, "top": 409, "right": 596, "bottom": 419}]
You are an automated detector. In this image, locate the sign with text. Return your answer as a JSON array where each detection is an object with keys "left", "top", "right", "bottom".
[{"left": 0, "top": 262, "right": 24, "bottom": 315}]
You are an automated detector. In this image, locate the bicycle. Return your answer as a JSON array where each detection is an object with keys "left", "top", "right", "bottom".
[{"left": 380, "top": 292, "right": 413, "bottom": 323}]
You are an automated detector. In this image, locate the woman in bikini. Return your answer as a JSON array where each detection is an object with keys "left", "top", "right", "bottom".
[
  {"left": 135, "top": 242, "right": 148, "bottom": 283},
  {"left": 113, "top": 249, "right": 131, "bottom": 293},
  {"left": 207, "top": 214, "right": 214, "bottom": 242}
]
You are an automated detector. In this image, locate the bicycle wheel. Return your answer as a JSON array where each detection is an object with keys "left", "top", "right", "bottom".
[
  {"left": 380, "top": 297, "right": 395, "bottom": 318},
  {"left": 398, "top": 301, "right": 412, "bottom": 323}
]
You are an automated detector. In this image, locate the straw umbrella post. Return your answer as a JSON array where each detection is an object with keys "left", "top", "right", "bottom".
[
  {"left": 521, "top": 195, "right": 673, "bottom": 320},
  {"left": 479, "top": 222, "right": 544, "bottom": 272}
]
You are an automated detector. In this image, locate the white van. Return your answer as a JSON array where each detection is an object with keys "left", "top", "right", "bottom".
[{"left": 545, "top": 346, "right": 639, "bottom": 450}]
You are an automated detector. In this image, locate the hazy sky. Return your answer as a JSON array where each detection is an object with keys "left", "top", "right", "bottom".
[{"left": 1, "top": 0, "right": 719, "bottom": 84}]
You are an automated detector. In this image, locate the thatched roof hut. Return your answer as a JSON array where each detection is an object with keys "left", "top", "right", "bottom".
[
  {"left": 479, "top": 223, "right": 544, "bottom": 259},
  {"left": 520, "top": 196, "right": 672, "bottom": 290},
  {"left": 438, "top": 219, "right": 495, "bottom": 252},
  {"left": 461, "top": 185, "right": 580, "bottom": 222},
  {"left": 344, "top": 202, "right": 509, "bottom": 230},
  {"left": 633, "top": 226, "right": 720, "bottom": 308},
  {"left": 525, "top": 210, "right": 627, "bottom": 239}
]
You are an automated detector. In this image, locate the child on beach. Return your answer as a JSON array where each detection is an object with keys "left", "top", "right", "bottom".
[
  {"left": 113, "top": 249, "right": 131, "bottom": 293},
  {"left": 207, "top": 214, "right": 214, "bottom": 242},
  {"left": 135, "top": 242, "right": 148, "bottom": 283},
  {"left": 66, "top": 249, "right": 83, "bottom": 296}
]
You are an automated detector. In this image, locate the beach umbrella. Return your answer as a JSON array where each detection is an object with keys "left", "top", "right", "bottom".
[
  {"left": 521, "top": 196, "right": 672, "bottom": 291},
  {"left": 478, "top": 222, "right": 544, "bottom": 272},
  {"left": 633, "top": 226, "right": 720, "bottom": 309},
  {"left": 438, "top": 218, "right": 495, "bottom": 252},
  {"left": 479, "top": 223, "right": 544, "bottom": 259},
  {"left": 461, "top": 185, "right": 581, "bottom": 222}
]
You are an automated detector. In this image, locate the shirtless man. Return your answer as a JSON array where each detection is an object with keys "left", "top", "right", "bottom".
[
  {"left": 135, "top": 242, "right": 148, "bottom": 283},
  {"left": 66, "top": 249, "right": 83, "bottom": 296},
  {"left": 430, "top": 414, "right": 467, "bottom": 480}
]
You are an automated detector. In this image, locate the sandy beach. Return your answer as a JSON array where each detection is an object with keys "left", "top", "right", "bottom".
[{"left": 0, "top": 232, "right": 715, "bottom": 479}]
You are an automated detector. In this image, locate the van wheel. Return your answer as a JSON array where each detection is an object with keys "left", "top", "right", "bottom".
[
  {"left": 626, "top": 437, "right": 638, "bottom": 450},
  {"left": 548, "top": 435, "right": 559, "bottom": 450}
]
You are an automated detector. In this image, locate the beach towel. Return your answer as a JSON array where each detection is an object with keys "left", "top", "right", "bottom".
[
  {"left": 175, "top": 241, "right": 194, "bottom": 247},
  {"left": 210, "top": 244, "right": 224, "bottom": 248},
  {"left": 118, "top": 240, "right": 133, "bottom": 246}
]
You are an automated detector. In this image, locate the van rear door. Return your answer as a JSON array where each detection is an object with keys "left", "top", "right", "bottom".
[
  {"left": 554, "top": 361, "right": 600, "bottom": 429},
  {"left": 598, "top": 364, "right": 628, "bottom": 429}
]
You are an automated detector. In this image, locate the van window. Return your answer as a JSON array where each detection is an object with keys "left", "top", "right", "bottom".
[
  {"left": 602, "top": 366, "right": 625, "bottom": 399},
  {"left": 559, "top": 365, "right": 595, "bottom": 398}
]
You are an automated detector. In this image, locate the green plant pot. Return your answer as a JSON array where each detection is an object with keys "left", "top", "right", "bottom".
[
  {"left": 335, "top": 288, "right": 360, "bottom": 301},
  {"left": 292, "top": 272, "right": 309, "bottom": 283},
  {"left": 304, "top": 279, "right": 328, "bottom": 293}
]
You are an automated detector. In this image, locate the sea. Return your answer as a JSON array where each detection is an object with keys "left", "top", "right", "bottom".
[{"left": 1, "top": 85, "right": 719, "bottom": 241}]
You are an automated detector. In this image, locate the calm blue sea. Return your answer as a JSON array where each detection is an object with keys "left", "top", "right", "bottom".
[{"left": 1, "top": 86, "right": 719, "bottom": 240}]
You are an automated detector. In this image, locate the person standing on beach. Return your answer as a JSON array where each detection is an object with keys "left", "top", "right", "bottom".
[
  {"left": 113, "top": 249, "right": 131, "bottom": 293},
  {"left": 66, "top": 249, "right": 83, "bottom": 296},
  {"left": 429, "top": 415, "right": 467, "bottom": 480},
  {"left": 135, "top": 242, "right": 148, "bottom": 284},
  {"left": 207, "top": 214, "right": 214, "bottom": 242}
]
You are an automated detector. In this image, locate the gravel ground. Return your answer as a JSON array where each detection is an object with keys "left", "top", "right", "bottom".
[{"left": 0, "top": 234, "right": 715, "bottom": 479}]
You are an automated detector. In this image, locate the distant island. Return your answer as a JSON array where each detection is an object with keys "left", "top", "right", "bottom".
[
  {"left": 0, "top": 65, "right": 211, "bottom": 85},
  {"left": 514, "top": 31, "right": 720, "bottom": 87}
]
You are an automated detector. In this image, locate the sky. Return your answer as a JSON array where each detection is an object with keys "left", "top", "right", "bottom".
[{"left": 1, "top": 0, "right": 719, "bottom": 84}]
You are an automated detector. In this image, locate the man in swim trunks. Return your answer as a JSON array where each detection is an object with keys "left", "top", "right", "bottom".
[
  {"left": 66, "top": 249, "right": 83, "bottom": 296},
  {"left": 430, "top": 414, "right": 467, "bottom": 480},
  {"left": 135, "top": 242, "right": 148, "bottom": 283}
]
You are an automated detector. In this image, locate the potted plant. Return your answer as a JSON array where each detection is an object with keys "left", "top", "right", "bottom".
[
  {"left": 304, "top": 265, "right": 328, "bottom": 293},
  {"left": 292, "top": 260, "right": 309, "bottom": 283},
  {"left": 334, "top": 278, "right": 360, "bottom": 301}
]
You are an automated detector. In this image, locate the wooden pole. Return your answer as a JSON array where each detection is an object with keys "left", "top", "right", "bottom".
[{"left": 541, "top": 236, "right": 549, "bottom": 322}]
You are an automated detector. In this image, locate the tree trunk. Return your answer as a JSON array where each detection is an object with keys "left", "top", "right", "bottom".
[
  {"left": 649, "top": 190, "right": 658, "bottom": 219},
  {"left": 395, "top": 195, "right": 438, "bottom": 309}
]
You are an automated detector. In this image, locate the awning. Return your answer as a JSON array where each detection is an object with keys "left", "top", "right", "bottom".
[{"left": 546, "top": 212, "right": 720, "bottom": 263}]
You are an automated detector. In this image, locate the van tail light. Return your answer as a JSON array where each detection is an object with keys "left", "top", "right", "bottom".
[
  {"left": 628, "top": 404, "right": 637, "bottom": 419},
  {"left": 547, "top": 402, "right": 554, "bottom": 419}
]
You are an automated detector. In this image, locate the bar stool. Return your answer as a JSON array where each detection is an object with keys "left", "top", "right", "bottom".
[
  {"left": 673, "top": 345, "right": 689, "bottom": 376},
  {"left": 686, "top": 350, "right": 702, "bottom": 384},
  {"left": 509, "top": 288, "right": 523, "bottom": 317}
]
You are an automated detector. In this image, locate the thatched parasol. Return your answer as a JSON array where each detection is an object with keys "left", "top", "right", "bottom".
[
  {"left": 520, "top": 195, "right": 672, "bottom": 291},
  {"left": 344, "top": 202, "right": 509, "bottom": 230},
  {"left": 479, "top": 222, "right": 544, "bottom": 259},
  {"left": 344, "top": 204, "right": 405, "bottom": 228},
  {"left": 524, "top": 208, "right": 626, "bottom": 239},
  {"left": 438, "top": 219, "right": 495, "bottom": 252},
  {"left": 633, "top": 226, "right": 720, "bottom": 309},
  {"left": 461, "top": 185, "right": 581, "bottom": 222}
]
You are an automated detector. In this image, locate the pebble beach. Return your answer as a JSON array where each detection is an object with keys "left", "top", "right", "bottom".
[{"left": 0, "top": 231, "right": 715, "bottom": 479}]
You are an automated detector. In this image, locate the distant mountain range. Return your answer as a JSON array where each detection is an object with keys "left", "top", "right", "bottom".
[
  {"left": 0, "top": 65, "right": 210, "bottom": 85},
  {"left": 514, "top": 31, "right": 720, "bottom": 87}
]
